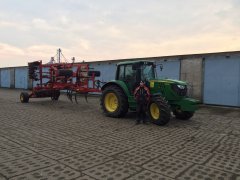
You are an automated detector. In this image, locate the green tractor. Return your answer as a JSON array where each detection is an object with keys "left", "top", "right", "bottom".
[{"left": 100, "top": 61, "right": 199, "bottom": 125}]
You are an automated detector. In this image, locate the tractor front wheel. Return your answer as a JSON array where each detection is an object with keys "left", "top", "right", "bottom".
[
  {"left": 148, "top": 96, "right": 171, "bottom": 126},
  {"left": 174, "top": 110, "right": 194, "bottom": 120},
  {"left": 100, "top": 85, "right": 128, "bottom": 118},
  {"left": 20, "top": 92, "right": 29, "bottom": 103}
]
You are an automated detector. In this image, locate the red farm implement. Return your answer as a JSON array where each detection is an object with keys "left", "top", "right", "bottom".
[{"left": 20, "top": 60, "right": 102, "bottom": 103}]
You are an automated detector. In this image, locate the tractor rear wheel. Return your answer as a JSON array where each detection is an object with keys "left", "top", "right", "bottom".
[
  {"left": 174, "top": 110, "right": 194, "bottom": 120},
  {"left": 100, "top": 85, "right": 128, "bottom": 118},
  {"left": 148, "top": 96, "right": 171, "bottom": 126},
  {"left": 20, "top": 92, "right": 29, "bottom": 103}
]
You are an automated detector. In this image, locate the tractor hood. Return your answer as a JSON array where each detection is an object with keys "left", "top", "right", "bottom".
[{"left": 149, "top": 79, "right": 187, "bottom": 86}]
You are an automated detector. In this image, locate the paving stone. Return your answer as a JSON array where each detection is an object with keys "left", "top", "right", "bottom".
[
  {"left": 0, "top": 174, "right": 6, "bottom": 180},
  {"left": 1, "top": 89, "right": 240, "bottom": 180},
  {"left": 206, "top": 154, "right": 240, "bottom": 175},
  {"left": 143, "top": 155, "right": 193, "bottom": 178},
  {"left": 177, "top": 165, "right": 235, "bottom": 180},
  {"left": 191, "top": 131, "right": 225, "bottom": 143},
  {"left": 95, "top": 142, "right": 134, "bottom": 156},
  {"left": 75, "top": 175, "right": 96, "bottom": 180},
  {"left": 0, "top": 155, "right": 56, "bottom": 178},
  {"left": 172, "top": 148, "right": 213, "bottom": 164},
  {"left": 142, "top": 141, "right": 182, "bottom": 155},
  {"left": 0, "top": 137, "right": 21, "bottom": 150},
  {"left": 60, "top": 151, "right": 113, "bottom": 171},
  {"left": 115, "top": 148, "right": 160, "bottom": 165},
  {"left": 127, "top": 170, "right": 173, "bottom": 180},
  {"left": 0, "top": 147, "right": 36, "bottom": 163},
  {"left": 183, "top": 141, "right": 218, "bottom": 152},
  {"left": 214, "top": 144, "right": 240, "bottom": 158},
  {"left": 83, "top": 160, "right": 142, "bottom": 180},
  {"left": 11, "top": 164, "right": 81, "bottom": 180},
  {"left": 220, "top": 135, "right": 240, "bottom": 146},
  {"left": 39, "top": 146, "right": 89, "bottom": 160}
]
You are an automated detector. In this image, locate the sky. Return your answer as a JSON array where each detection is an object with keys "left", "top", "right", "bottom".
[{"left": 0, "top": 0, "right": 240, "bottom": 67}]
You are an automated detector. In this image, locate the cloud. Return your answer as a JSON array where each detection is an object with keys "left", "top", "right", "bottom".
[{"left": 0, "top": 0, "right": 239, "bottom": 67}]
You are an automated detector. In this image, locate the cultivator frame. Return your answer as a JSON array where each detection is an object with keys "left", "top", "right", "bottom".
[{"left": 20, "top": 60, "right": 102, "bottom": 103}]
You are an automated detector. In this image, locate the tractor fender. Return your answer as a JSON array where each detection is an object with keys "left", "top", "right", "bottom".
[{"left": 101, "top": 80, "right": 131, "bottom": 97}]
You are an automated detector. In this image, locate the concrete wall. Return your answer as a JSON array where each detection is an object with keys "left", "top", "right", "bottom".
[
  {"left": 1, "top": 51, "right": 240, "bottom": 107},
  {"left": 180, "top": 58, "right": 203, "bottom": 100}
]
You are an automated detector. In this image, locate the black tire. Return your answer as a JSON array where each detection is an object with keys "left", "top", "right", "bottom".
[
  {"left": 20, "top": 92, "right": 29, "bottom": 103},
  {"left": 100, "top": 85, "right": 128, "bottom": 118},
  {"left": 148, "top": 96, "right": 171, "bottom": 126},
  {"left": 51, "top": 90, "right": 60, "bottom": 101},
  {"left": 174, "top": 110, "right": 194, "bottom": 120},
  {"left": 88, "top": 71, "right": 101, "bottom": 77}
]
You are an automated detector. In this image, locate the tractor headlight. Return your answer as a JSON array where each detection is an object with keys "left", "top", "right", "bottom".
[
  {"left": 177, "top": 85, "right": 185, "bottom": 90},
  {"left": 171, "top": 84, "right": 187, "bottom": 96}
]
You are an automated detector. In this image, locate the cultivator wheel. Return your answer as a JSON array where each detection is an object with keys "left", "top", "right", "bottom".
[
  {"left": 148, "top": 96, "right": 171, "bottom": 126},
  {"left": 100, "top": 85, "right": 128, "bottom": 118},
  {"left": 51, "top": 90, "right": 60, "bottom": 101},
  {"left": 20, "top": 92, "right": 29, "bottom": 103}
]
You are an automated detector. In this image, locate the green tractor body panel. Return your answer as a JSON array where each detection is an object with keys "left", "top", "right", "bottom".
[
  {"left": 102, "top": 79, "right": 199, "bottom": 112},
  {"left": 149, "top": 79, "right": 199, "bottom": 112},
  {"left": 101, "top": 60, "right": 199, "bottom": 119}
]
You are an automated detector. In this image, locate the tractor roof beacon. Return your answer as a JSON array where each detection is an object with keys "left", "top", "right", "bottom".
[{"left": 100, "top": 60, "right": 199, "bottom": 126}]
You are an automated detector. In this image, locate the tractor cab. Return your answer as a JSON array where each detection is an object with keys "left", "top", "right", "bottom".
[
  {"left": 101, "top": 60, "right": 199, "bottom": 125},
  {"left": 116, "top": 61, "right": 155, "bottom": 93}
]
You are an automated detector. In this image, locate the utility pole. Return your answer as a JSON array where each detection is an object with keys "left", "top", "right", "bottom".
[{"left": 57, "top": 48, "right": 61, "bottom": 63}]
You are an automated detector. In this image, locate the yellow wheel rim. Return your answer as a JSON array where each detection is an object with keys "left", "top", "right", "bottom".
[
  {"left": 104, "top": 93, "right": 119, "bottom": 112},
  {"left": 20, "top": 95, "right": 24, "bottom": 102},
  {"left": 150, "top": 103, "right": 160, "bottom": 120}
]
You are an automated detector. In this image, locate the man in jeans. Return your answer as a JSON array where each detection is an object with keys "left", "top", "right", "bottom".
[{"left": 134, "top": 81, "right": 150, "bottom": 124}]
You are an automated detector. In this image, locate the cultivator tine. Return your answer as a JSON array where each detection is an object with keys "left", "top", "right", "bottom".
[
  {"left": 74, "top": 92, "right": 88, "bottom": 104},
  {"left": 69, "top": 90, "right": 73, "bottom": 102},
  {"left": 74, "top": 93, "right": 79, "bottom": 104},
  {"left": 84, "top": 93, "right": 88, "bottom": 103},
  {"left": 66, "top": 90, "right": 73, "bottom": 103}
]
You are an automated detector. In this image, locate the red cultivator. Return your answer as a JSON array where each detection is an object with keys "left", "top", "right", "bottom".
[{"left": 20, "top": 60, "right": 102, "bottom": 103}]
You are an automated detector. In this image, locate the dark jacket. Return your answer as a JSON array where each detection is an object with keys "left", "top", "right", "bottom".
[{"left": 134, "top": 85, "right": 150, "bottom": 104}]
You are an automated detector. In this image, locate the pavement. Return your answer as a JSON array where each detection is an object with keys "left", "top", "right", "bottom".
[{"left": 0, "top": 88, "right": 240, "bottom": 180}]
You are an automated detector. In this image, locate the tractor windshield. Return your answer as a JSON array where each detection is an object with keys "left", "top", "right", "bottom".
[{"left": 141, "top": 64, "right": 155, "bottom": 81}]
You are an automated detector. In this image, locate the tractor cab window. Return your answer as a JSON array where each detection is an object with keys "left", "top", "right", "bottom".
[
  {"left": 118, "top": 65, "right": 125, "bottom": 80},
  {"left": 141, "top": 64, "right": 155, "bottom": 81},
  {"left": 117, "top": 65, "right": 136, "bottom": 82},
  {"left": 125, "top": 65, "right": 136, "bottom": 82}
]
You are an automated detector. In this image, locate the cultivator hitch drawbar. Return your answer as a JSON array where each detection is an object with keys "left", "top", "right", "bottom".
[{"left": 20, "top": 60, "right": 102, "bottom": 103}]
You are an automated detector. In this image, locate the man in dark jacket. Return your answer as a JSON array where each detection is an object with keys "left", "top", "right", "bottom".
[{"left": 134, "top": 81, "right": 150, "bottom": 124}]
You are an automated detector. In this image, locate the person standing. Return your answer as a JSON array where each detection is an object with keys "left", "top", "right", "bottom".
[{"left": 134, "top": 81, "right": 150, "bottom": 124}]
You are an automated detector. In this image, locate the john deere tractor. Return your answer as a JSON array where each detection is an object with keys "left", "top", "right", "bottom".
[{"left": 100, "top": 61, "right": 199, "bottom": 125}]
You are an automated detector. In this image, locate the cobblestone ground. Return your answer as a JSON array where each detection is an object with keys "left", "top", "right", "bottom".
[{"left": 0, "top": 88, "right": 240, "bottom": 180}]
